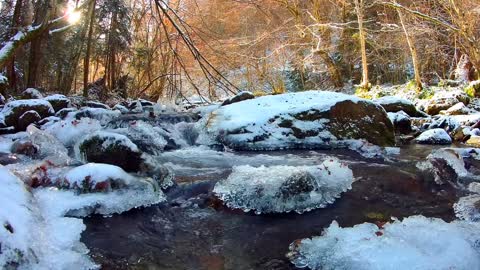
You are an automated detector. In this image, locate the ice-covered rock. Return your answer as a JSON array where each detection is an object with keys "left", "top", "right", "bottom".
[
  {"left": 0, "top": 99, "right": 54, "bottom": 127},
  {"left": 129, "top": 100, "right": 143, "bottom": 113},
  {"left": 417, "top": 148, "right": 480, "bottom": 186},
  {"left": 213, "top": 158, "right": 354, "bottom": 214},
  {"left": 26, "top": 126, "right": 71, "bottom": 165},
  {"left": 68, "top": 107, "right": 121, "bottom": 125},
  {"left": 375, "top": 96, "right": 424, "bottom": 117},
  {"left": 42, "top": 118, "right": 102, "bottom": 147},
  {"left": 114, "top": 121, "right": 169, "bottom": 155},
  {"left": 455, "top": 194, "right": 480, "bottom": 222},
  {"left": 76, "top": 131, "right": 144, "bottom": 172},
  {"left": 205, "top": 91, "right": 395, "bottom": 150},
  {"left": 415, "top": 128, "right": 452, "bottom": 145},
  {"left": 22, "top": 88, "right": 43, "bottom": 99},
  {"left": 287, "top": 215, "right": 480, "bottom": 270},
  {"left": 113, "top": 104, "right": 129, "bottom": 114},
  {"left": 44, "top": 94, "right": 71, "bottom": 112}
]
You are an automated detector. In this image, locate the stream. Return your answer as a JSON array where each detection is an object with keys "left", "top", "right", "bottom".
[{"left": 81, "top": 144, "right": 460, "bottom": 270}]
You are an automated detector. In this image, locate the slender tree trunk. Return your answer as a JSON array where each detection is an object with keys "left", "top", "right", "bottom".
[
  {"left": 354, "top": 0, "right": 370, "bottom": 90},
  {"left": 83, "top": 0, "right": 97, "bottom": 97},
  {"left": 6, "top": 0, "right": 24, "bottom": 93},
  {"left": 397, "top": 9, "right": 422, "bottom": 91}
]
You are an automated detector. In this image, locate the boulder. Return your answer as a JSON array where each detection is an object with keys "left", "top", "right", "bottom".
[
  {"left": 439, "top": 102, "right": 475, "bottom": 116},
  {"left": 76, "top": 131, "right": 144, "bottom": 172},
  {"left": 221, "top": 91, "right": 255, "bottom": 106},
  {"left": 388, "top": 111, "right": 412, "bottom": 135},
  {"left": 425, "top": 91, "right": 470, "bottom": 115},
  {"left": 0, "top": 99, "right": 54, "bottom": 127},
  {"left": 44, "top": 94, "right": 71, "bottom": 112},
  {"left": 206, "top": 91, "right": 395, "bottom": 150},
  {"left": 416, "top": 129, "right": 452, "bottom": 145},
  {"left": 21, "top": 88, "right": 43, "bottom": 99},
  {"left": 466, "top": 136, "right": 480, "bottom": 148},
  {"left": 55, "top": 108, "right": 77, "bottom": 119},
  {"left": 374, "top": 96, "right": 425, "bottom": 117},
  {"left": 17, "top": 110, "right": 41, "bottom": 131}
]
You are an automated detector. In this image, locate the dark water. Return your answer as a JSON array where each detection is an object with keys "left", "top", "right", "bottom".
[{"left": 82, "top": 145, "right": 459, "bottom": 270}]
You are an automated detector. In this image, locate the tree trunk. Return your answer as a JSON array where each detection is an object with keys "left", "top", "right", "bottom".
[
  {"left": 397, "top": 9, "right": 422, "bottom": 91},
  {"left": 27, "top": 0, "right": 51, "bottom": 88},
  {"left": 354, "top": 0, "right": 370, "bottom": 90},
  {"left": 83, "top": 0, "right": 97, "bottom": 97},
  {"left": 316, "top": 49, "right": 343, "bottom": 88},
  {"left": 6, "top": 0, "right": 24, "bottom": 93}
]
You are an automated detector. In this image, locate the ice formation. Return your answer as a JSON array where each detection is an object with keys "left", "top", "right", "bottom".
[
  {"left": 213, "top": 158, "right": 354, "bottom": 214},
  {"left": 42, "top": 118, "right": 102, "bottom": 147},
  {"left": 288, "top": 216, "right": 480, "bottom": 270}
]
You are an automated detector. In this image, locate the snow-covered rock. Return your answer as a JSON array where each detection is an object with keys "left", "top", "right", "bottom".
[
  {"left": 17, "top": 110, "right": 41, "bottom": 131},
  {"left": 388, "top": 111, "right": 412, "bottom": 134},
  {"left": 44, "top": 94, "right": 71, "bottom": 112},
  {"left": 113, "top": 104, "right": 129, "bottom": 114},
  {"left": 0, "top": 99, "right": 54, "bottom": 128},
  {"left": 440, "top": 102, "right": 475, "bottom": 115},
  {"left": 213, "top": 158, "right": 354, "bottom": 214},
  {"left": 22, "top": 88, "right": 43, "bottom": 99},
  {"left": 288, "top": 215, "right": 480, "bottom": 270},
  {"left": 114, "top": 121, "right": 169, "bottom": 155},
  {"left": 205, "top": 91, "right": 395, "bottom": 150},
  {"left": 375, "top": 96, "right": 424, "bottom": 117},
  {"left": 415, "top": 128, "right": 452, "bottom": 145},
  {"left": 455, "top": 194, "right": 480, "bottom": 222},
  {"left": 76, "top": 131, "right": 144, "bottom": 172},
  {"left": 424, "top": 90, "right": 470, "bottom": 115}
]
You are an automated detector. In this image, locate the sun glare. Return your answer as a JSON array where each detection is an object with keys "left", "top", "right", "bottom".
[{"left": 66, "top": 6, "right": 81, "bottom": 24}]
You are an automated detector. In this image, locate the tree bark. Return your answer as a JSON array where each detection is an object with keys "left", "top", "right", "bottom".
[
  {"left": 83, "top": 0, "right": 97, "bottom": 97},
  {"left": 316, "top": 49, "right": 343, "bottom": 87},
  {"left": 354, "top": 0, "right": 370, "bottom": 90},
  {"left": 397, "top": 9, "right": 422, "bottom": 91},
  {"left": 6, "top": 0, "right": 24, "bottom": 93}
]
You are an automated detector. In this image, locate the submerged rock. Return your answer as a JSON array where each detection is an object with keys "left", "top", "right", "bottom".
[
  {"left": 206, "top": 91, "right": 395, "bottom": 150},
  {"left": 213, "top": 158, "right": 354, "bottom": 214},
  {"left": 287, "top": 215, "right": 480, "bottom": 270}
]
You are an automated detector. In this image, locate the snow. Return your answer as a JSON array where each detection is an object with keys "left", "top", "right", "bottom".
[
  {"left": 387, "top": 111, "right": 409, "bottom": 123},
  {"left": 66, "top": 108, "right": 121, "bottom": 125},
  {"left": 288, "top": 215, "right": 480, "bottom": 270},
  {"left": 0, "top": 74, "right": 7, "bottom": 84},
  {"left": 42, "top": 118, "right": 102, "bottom": 147},
  {"left": 0, "top": 166, "right": 97, "bottom": 270},
  {"left": 113, "top": 104, "right": 129, "bottom": 113},
  {"left": 213, "top": 158, "right": 354, "bottom": 214},
  {"left": 415, "top": 128, "right": 452, "bottom": 145},
  {"left": 375, "top": 96, "right": 412, "bottom": 106},
  {"left": 23, "top": 88, "right": 43, "bottom": 99},
  {"left": 65, "top": 163, "right": 136, "bottom": 187},
  {"left": 77, "top": 130, "right": 139, "bottom": 153}
]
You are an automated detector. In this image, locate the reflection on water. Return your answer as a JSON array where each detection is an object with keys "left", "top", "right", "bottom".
[{"left": 82, "top": 145, "right": 459, "bottom": 270}]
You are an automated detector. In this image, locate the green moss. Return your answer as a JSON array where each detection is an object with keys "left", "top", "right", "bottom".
[
  {"left": 365, "top": 212, "right": 386, "bottom": 220},
  {"left": 418, "top": 87, "right": 435, "bottom": 100},
  {"left": 355, "top": 85, "right": 374, "bottom": 99},
  {"left": 465, "top": 85, "right": 476, "bottom": 98}
]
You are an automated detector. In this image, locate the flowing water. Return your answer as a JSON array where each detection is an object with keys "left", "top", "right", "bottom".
[{"left": 82, "top": 144, "right": 461, "bottom": 270}]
